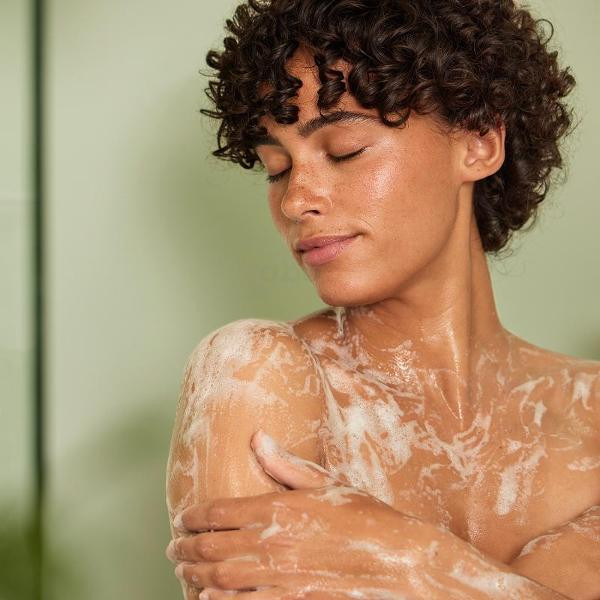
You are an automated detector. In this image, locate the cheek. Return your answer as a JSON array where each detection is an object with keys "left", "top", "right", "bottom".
[{"left": 358, "top": 152, "right": 458, "bottom": 267}]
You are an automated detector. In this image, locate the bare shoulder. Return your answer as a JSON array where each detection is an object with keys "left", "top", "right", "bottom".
[
  {"left": 174, "top": 317, "right": 326, "bottom": 453},
  {"left": 182, "top": 317, "right": 325, "bottom": 394},
  {"left": 166, "top": 317, "right": 329, "bottom": 520},
  {"left": 508, "top": 331, "right": 600, "bottom": 431}
]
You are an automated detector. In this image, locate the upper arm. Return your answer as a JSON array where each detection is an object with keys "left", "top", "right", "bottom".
[
  {"left": 509, "top": 366, "right": 600, "bottom": 600},
  {"left": 569, "top": 364, "right": 600, "bottom": 434},
  {"left": 509, "top": 504, "right": 600, "bottom": 600},
  {"left": 165, "top": 318, "right": 325, "bottom": 529}
]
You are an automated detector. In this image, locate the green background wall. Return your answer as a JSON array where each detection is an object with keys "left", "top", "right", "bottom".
[{"left": 1, "top": 1, "right": 598, "bottom": 598}]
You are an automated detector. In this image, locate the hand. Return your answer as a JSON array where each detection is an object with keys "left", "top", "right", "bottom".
[{"left": 166, "top": 429, "right": 439, "bottom": 599}]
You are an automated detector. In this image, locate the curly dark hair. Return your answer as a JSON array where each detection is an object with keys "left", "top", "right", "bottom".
[{"left": 199, "top": 0, "right": 579, "bottom": 256}]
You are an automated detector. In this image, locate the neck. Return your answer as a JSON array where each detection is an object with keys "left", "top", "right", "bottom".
[{"left": 336, "top": 197, "right": 509, "bottom": 428}]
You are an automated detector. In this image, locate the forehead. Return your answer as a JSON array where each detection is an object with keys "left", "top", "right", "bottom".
[
  {"left": 256, "top": 44, "right": 453, "bottom": 144},
  {"left": 257, "top": 45, "right": 379, "bottom": 129}
]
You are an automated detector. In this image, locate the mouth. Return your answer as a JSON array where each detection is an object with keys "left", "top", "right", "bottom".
[{"left": 299, "top": 234, "right": 360, "bottom": 267}]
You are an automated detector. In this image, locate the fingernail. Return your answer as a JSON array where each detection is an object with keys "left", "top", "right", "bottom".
[
  {"left": 166, "top": 539, "right": 176, "bottom": 560},
  {"left": 174, "top": 562, "right": 184, "bottom": 579},
  {"left": 254, "top": 430, "right": 284, "bottom": 457},
  {"left": 173, "top": 512, "right": 184, "bottom": 529}
]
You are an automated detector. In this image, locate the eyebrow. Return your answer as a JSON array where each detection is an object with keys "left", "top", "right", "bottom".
[{"left": 252, "top": 110, "right": 380, "bottom": 148}]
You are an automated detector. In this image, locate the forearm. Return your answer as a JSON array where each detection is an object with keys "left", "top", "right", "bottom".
[
  {"left": 416, "top": 521, "right": 572, "bottom": 599},
  {"left": 510, "top": 559, "right": 589, "bottom": 600},
  {"left": 508, "top": 505, "right": 600, "bottom": 600}
]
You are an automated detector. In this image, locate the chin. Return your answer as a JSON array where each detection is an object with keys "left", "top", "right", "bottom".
[{"left": 313, "top": 273, "right": 389, "bottom": 308}]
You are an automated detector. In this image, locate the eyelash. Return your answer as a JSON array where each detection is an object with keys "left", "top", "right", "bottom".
[{"left": 265, "top": 147, "right": 368, "bottom": 184}]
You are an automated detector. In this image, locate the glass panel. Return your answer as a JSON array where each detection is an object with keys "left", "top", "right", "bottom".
[{"left": 0, "top": 0, "right": 35, "bottom": 598}]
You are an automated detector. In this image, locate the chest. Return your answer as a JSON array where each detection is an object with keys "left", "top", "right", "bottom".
[{"left": 313, "top": 356, "right": 600, "bottom": 563}]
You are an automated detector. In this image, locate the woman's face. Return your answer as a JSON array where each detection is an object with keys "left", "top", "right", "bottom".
[{"left": 255, "top": 47, "right": 473, "bottom": 307}]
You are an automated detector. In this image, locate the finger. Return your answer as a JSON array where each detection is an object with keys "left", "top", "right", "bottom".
[
  {"left": 205, "top": 586, "right": 369, "bottom": 600},
  {"left": 171, "top": 529, "right": 264, "bottom": 562},
  {"left": 167, "top": 532, "right": 201, "bottom": 563},
  {"left": 179, "top": 578, "right": 199, "bottom": 600},
  {"left": 177, "top": 494, "right": 276, "bottom": 533},
  {"left": 251, "top": 430, "right": 345, "bottom": 489},
  {"left": 175, "top": 559, "right": 274, "bottom": 590},
  {"left": 202, "top": 586, "right": 283, "bottom": 599}
]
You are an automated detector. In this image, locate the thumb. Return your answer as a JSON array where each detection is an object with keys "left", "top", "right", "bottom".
[{"left": 251, "top": 429, "right": 342, "bottom": 489}]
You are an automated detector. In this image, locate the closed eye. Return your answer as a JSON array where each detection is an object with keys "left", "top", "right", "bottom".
[{"left": 265, "top": 147, "right": 368, "bottom": 184}]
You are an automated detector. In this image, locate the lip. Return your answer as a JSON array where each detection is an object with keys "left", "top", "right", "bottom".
[
  {"left": 299, "top": 235, "right": 359, "bottom": 267},
  {"left": 296, "top": 234, "right": 358, "bottom": 252}
]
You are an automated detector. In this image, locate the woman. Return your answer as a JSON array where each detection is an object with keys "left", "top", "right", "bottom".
[{"left": 165, "top": 0, "right": 600, "bottom": 598}]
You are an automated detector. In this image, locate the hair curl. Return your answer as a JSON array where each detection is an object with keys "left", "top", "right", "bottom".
[{"left": 199, "top": 0, "right": 579, "bottom": 256}]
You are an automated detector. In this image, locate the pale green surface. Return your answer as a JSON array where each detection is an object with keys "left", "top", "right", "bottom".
[
  {"left": 489, "top": 0, "right": 600, "bottom": 360},
  {"left": 0, "top": 1, "right": 34, "bottom": 598},
  {"left": 0, "top": 0, "right": 32, "bottom": 501},
  {"left": 1, "top": 0, "right": 597, "bottom": 598},
  {"left": 1, "top": 0, "right": 32, "bottom": 496}
]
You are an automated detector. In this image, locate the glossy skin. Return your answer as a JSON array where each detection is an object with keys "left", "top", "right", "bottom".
[{"left": 165, "top": 45, "right": 600, "bottom": 599}]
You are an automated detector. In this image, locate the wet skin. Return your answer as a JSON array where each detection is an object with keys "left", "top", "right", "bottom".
[{"left": 165, "top": 45, "right": 600, "bottom": 599}]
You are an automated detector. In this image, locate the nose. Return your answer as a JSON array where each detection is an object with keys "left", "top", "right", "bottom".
[{"left": 279, "top": 172, "right": 333, "bottom": 222}]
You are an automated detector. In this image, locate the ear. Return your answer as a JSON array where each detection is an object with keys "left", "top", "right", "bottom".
[{"left": 460, "top": 119, "right": 506, "bottom": 182}]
